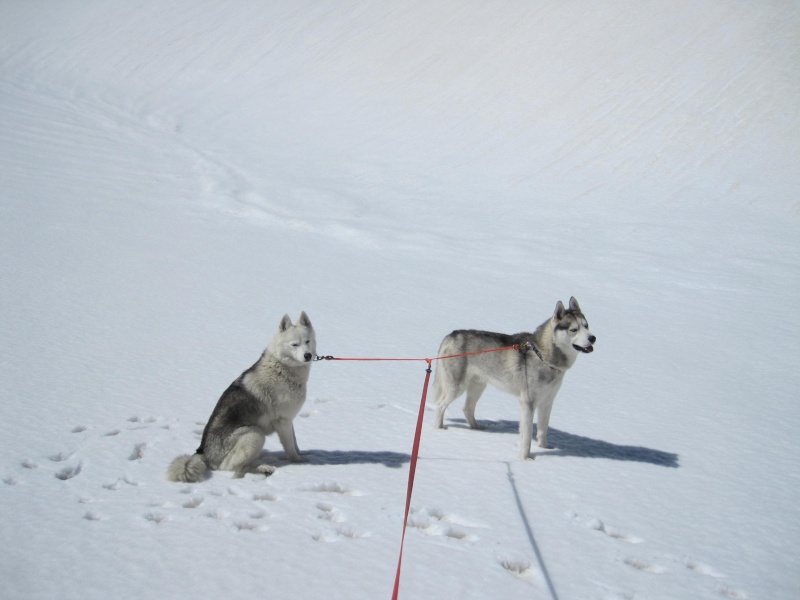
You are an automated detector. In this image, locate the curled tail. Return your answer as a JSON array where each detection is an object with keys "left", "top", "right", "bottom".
[{"left": 166, "top": 453, "right": 208, "bottom": 483}]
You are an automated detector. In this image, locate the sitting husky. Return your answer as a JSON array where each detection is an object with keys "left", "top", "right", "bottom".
[
  {"left": 433, "top": 298, "right": 595, "bottom": 459},
  {"left": 167, "top": 312, "right": 316, "bottom": 482}
]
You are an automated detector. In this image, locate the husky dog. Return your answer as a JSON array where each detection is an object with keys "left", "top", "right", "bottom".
[
  {"left": 433, "top": 298, "right": 595, "bottom": 459},
  {"left": 166, "top": 312, "right": 316, "bottom": 482}
]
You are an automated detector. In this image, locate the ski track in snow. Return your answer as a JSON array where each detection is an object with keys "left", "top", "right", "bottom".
[
  {"left": 1, "top": 77, "right": 379, "bottom": 254},
  {"left": 1, "top": 74, "right": 459, "bottom": 259}
]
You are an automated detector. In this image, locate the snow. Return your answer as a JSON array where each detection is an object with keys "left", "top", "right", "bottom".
[{"left": 1, "top": 1, "right": 798, "bottom": 599}]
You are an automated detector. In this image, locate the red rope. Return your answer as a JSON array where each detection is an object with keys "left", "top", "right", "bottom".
[
  {"left": 317, "top": 344, "right": 520, "bottom": 600},
  {"left": 391, "top": 359, "right": 432, "bottom": 600},
  {"left": 316, "top": 343, "right": 520, "bottom": 364}
]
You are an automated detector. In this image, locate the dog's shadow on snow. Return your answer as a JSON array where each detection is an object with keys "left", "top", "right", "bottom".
[
  {"left": 262, "top": 450, "right": 410, "bottom": 469},
  {"left": 447, "top": 419, "right": 679, "bottom": 468}
]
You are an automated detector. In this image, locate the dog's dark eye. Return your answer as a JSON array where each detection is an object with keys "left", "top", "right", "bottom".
[
  {"left": 291, "top": 343, "right": 299, "bottom": 347},
  {"left": 569, "top": 328, "right": 578, "bottom": 334}
]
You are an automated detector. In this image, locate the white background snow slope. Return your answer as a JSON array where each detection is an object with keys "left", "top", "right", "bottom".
[{"left": 1, "top": 2, "right": 799, "bottom": 599}]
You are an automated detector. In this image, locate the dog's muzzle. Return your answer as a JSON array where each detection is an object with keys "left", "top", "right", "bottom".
[{"left": 574, "top": 335, "right": 596, "bottom": 354}]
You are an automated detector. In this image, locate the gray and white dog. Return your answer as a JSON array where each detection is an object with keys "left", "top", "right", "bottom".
[
  {"left": 433, "top": 298, "right": 595, "bottom": 459},
  {"left": 167, "top": 312, "right": 316, "bottom": 482}
]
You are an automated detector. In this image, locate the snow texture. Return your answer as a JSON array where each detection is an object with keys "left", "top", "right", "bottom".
[{"left": 1, "top": 2, "right": 798, "bottom": 599}]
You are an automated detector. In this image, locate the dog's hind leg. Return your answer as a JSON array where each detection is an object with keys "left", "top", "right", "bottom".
[
  {"left": 433, "top": 360, "right": 465, "bottom": 429},
  {"left": 219, "top": 427, "right": 266, "bottom": 477},
  {"left": 434, "top": 385, "right": 459, "bottom": 429},
  {"left": 463, "top": 379, "right": 487, "bottom": 429}
]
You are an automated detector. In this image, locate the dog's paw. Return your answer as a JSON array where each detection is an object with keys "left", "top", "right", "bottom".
[{"left": 256, "top": 464, "right": 276, "bottom": 476}]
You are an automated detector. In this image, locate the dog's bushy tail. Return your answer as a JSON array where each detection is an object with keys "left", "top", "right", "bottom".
[{"left": 166, "top": 453, "right": 208, "bottom": 483}]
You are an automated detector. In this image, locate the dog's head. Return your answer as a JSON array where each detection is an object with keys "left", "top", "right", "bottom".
[
  {"left": 272, "top": 311, "right": 316, "bottom": 364},
  {"left": 553, "top": 297, "right": 595, "bottom": 355}
]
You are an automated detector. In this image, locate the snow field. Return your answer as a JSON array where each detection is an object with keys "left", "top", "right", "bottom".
[{"left": 2, "top": 2, "right": 799, "bottom": 599}]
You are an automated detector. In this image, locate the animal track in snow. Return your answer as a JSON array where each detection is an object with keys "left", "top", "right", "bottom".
[
  {"left": 128, "top": 443, "right": 147, "bottom": 461},
  {"left": 103, "top": 429, "right": 120, "bottom": 437},
  {"left": 127, "top": 416, "right": 158, "bottom": 430},
  {"left": 128, "top": 416, "right": 157, "bottom": 424},
  {"left": 182, "top": 496, "right": 204, "bottom": 509},
  {"left": 567, "top": 513, "right": 745, "bottom": 597},
  {"left": 72, "top": 425, "right": 87, "bottom": 433},
  {"left": 102, "top": 476, "right": 138, "bottom": 490},
  {"left": 408, "top": 506, "right": 479, "bottom": 527},
  {"left": 336, "top": 525, "right": 370, "bottom": 539},
  {"left": 144, "top": 512, "right": 169, "bottom": 524},
  {"left": 83, "top": 511, "right": 107, "bottom": 521},
  {"left": 586, "top": 517, "right": 643, "bottom": 544},
  {"left": 623, "top": 557, "right": 666, "bottom": 574},
  {"left": 311, "top": 530, "right": 339, "bottom": 542},
  {"left": 226, "top": 485, "right": 257, "bottom": 500},
  {"left": 302, "top": 481, "right": 362, "bottom": 496},
  {"left": 683, "top": 561, "right": 746, "bottom": 599},
  {"left": 311, "top": 501, "right": 369, "bottom": 541},
  {"left": 206, "top": 508, "right": 230, "bottom": 520},
  {"left": 312, "top": 525, "right": 369, "bottom": 542},
  {"left": 685, "top": 559, "right": 725, "bottom": 578},
  {"left": 232, "top": 521, "right": 266, "bottom": 532},
  {"left": 316, "top": 502, "right": 345, "bottom": 523},
  {"left": 49, "top": 451, "right": 74, "bottom": 462},
  {"left": 317, "top": 511, "right": 342, "bottom": 522},
  {"left": 252, "top": 491, "right": 278, "bottom": 502},
  {"left": 55, "top": 463, "right": 82, "bottom": 480},
  {"left": 21, "top": 459, "right": 38, "bottom": 469},
  {"left": 407, "top": 507, "right": 479, "bottom": 542},
  {"left": 498, "top": 556, "right": 536, "bottom": 581},
  {"left": 717, "top": 585, "right": 748, "bottom": 599}
]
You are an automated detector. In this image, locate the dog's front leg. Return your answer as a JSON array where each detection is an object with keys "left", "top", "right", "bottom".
[
  {"left": 275, "top": 419, "right": 305, "bottom": 462},
  {"left": 536, "top": 398, "right": 554, "bottom": 449},
  {"left": 536, "top": 383, "right": 561, "bottom": 449},
  {"left": 518, "top": 394, "right": 535, "bottom": 460}
]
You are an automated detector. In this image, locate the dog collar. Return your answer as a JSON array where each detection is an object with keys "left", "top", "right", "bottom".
[{"left": 521, "top": 341, "right": 565, "bottom": 372}]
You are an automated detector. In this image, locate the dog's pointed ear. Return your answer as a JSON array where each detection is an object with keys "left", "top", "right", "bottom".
[
  {"left": 569, "top": 297, "right": 581, "bottom": 313},
  {"left": 554, "top": 301, "right": 566, "bottom": 321},
  {"left": 279, "top": 314, "right": 293, "bottom": 331},
  {"left": 297, "top": 311, "right": 312, "bottom": 329}
]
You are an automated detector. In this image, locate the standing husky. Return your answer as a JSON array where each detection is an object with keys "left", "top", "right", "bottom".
[
  {"left": 433, "top": 298, "right": 595, "bottom": 459},
  {"left": 167, "top": 312, "right": 316, "bottom": 482}
]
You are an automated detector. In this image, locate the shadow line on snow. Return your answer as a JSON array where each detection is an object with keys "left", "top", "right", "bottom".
[
  {"left": 262, "top": 449, "right": 410, "bottom": 469},
  {"left": 446, "top": 418, "right": 679, "bottom": 468}
]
